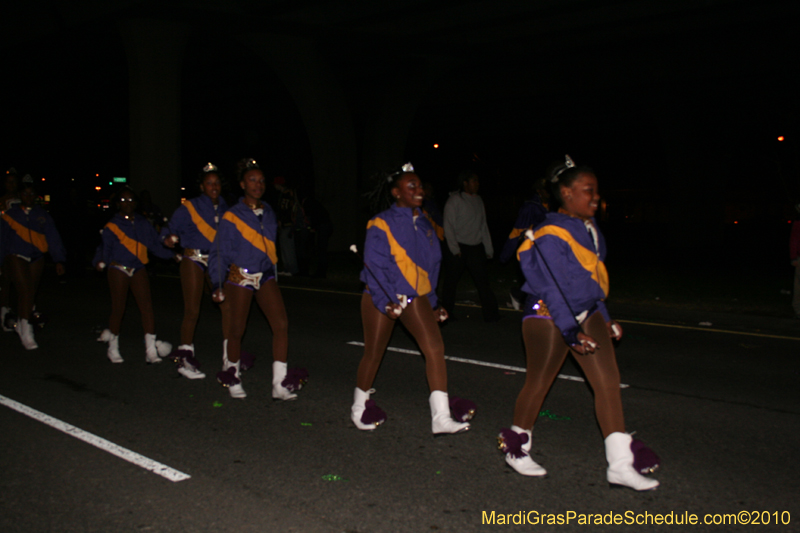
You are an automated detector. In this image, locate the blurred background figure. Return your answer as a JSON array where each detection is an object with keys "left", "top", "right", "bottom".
[
  {"left": 1, "top": 168, "right": 22, "bottom": 330},
  {"left": 298, "top": 188, "right": 333, "bottom": 278},
  {"left": 421, "top": 181, "right": 444, "bottom": 242},
  {"left": 441, "top": 171, "right": 499, "bottom": 322},
  {"left": 137, "top": 189, "right": 164, "bottom": 232},
  {"left": 272, "top": 176, "right": 299, "bottom": 276},
  {"left": 0, "top": 176, "right": 66, "bottom": 349},
  {"left": 499, "top": 178, "right": 550, "bottom": 310}
]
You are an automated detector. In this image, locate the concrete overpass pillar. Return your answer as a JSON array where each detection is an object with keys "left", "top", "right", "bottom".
[
  {"left": 242, "top": 33, "right": 358, "bottom": 249},
  {"left": 120, "top": 19, "right": 188, "bottom": 211}
]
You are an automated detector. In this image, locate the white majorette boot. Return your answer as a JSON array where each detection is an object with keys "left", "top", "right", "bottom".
[
  {"left": 272, "top": 361, "right": 297, "bottom": 401},
  {"left": 220, "top": 353, "right": 246, "bottom": 399},
  {"left": 502, "top": 425, "right": 547, "bottom": 476},
  {"left": 351, "top": 387, "right": 387, "bottom": 430},
  {"left": 429, "top": 391, "right": 470, "bottom": 435},
  {"left": 97, "top": 328, "right": 113, "bottom": 342},
  {"left": 144, "top": 333, "right": 171, "bottom": 364},
  {"left": 176, "top": 344, "right": 205, "bottom": 379},
  {"left": 605, "top": 432, "right": 660, "bottom": 491},
  {"left": 17, "top": 318, "right": 38, "bottom": 350},
  {"left": 97, "top": 328, "right": 122, "bottom": 362},
  {"left": 107, "top": 333, "right": 123, "bottom": 363}
]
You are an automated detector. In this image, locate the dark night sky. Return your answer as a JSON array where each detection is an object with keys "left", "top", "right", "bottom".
[{"left": 2, "top": 0, "right": 798, "bottom": 259}]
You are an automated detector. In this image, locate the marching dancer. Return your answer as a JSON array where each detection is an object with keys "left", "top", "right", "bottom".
[
  {"left": 0, "top": 176, "right": 66, "bottom": 349},
  {"left": 498, "top": 156, "right": 658, "bottom": 491},
  {"left": 94, "top": 187, "right": 175, "bottom": 363},
  {"left": 162, "top": 163, "right": 229, "bottom": 379},
  {"left": 209, "top": 159, "right": 306, "bottom": 400},
  {"left": 351, "top": 163, "right": 472, "bottom": 434},
  {"left": 1, "top": 168, "right": 22, "bottom": 331}
]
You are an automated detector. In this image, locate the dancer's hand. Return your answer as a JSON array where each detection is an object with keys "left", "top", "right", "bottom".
[
  {"left": 164, "top": 234, "right": 179, "bottom": 248},
  {"left": 56, "top": 263, "right": 65, "bottom": 276},
  {"left": 95, "top": 262, "right": 106, "bottom": 272},
  {"left": 607, "top": 320, "right": 623, "bottom": 341},
  {"left": 434, "top": 307, "right": 449, "bottom": 322},
  {"left": 212, "top": 288, "right": 225, "bottom": 303},
  {"left": 574, "top": 332, "right": 598, "bottom": 355},
  {"left": 384, "top": 303, "right": 403, "bottom": 319}
]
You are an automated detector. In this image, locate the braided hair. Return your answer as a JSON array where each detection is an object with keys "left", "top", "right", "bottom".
[{"left": 363, "top": 162, "right": 415, "bottom": 215}]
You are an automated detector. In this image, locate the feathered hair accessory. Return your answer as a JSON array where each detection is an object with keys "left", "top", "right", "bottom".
[
  {"left": 550, "top": 154, "right": 576, "bottom": 183},
  {"left": 202, "top": 162, "right": 218, "bottom": 173}
]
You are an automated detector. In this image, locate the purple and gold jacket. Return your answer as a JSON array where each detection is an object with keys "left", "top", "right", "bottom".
[
  {"left": 361, "top": 205, "right": 441, "bottom": 312},
  {"left": 1, "top": 205, "right": 66, "bottom": 264},
  {"left": 93, "top": 213, "right": 174, "bottom": 269},
  {"left": 161, "top": 195, "right": 228, "bottom": 252},
  {"left": 517, "top": 212, "right": 611, "bottom": 344},
  {"left": 209, "top": 199, "right": 278, "bottom": 290}
]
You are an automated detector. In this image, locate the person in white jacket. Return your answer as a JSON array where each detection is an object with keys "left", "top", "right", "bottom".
[{"left": 441, "top": 171, "right": 499, "bottom": 321}]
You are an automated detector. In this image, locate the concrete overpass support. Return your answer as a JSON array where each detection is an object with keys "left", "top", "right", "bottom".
[
  {"left": 120, "top": 19, "right": 188, "bottom": 211},
  {"left": 242, "top": 33, "right": 358, "bottom": 249}
]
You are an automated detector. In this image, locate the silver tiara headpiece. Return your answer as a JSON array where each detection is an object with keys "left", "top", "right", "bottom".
[
  {"left": 388, "top": 162, "right": 414, "bottom": 182},
  {"left": 203, "top": 162, "right": 218, "bottom": 173},
  {"left": 245, "top": 158, "right": 259, "bottom": 169},
  {"left": 551, "top": 154, "right": 576, "bottom": 183}
]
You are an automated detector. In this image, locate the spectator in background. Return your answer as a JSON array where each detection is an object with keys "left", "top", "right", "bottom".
[
  {"left": 300, "top": 189, "right": 333, "bottom": 278},
  {"left": 441, "top": 171, "right": 499, "bottom": 322},
  {"left": 273, "top": 176, "right": 299, "bottom": 276},
  {"left": 499, "top": 179, "right": 550, "bottom": 310},
  {"left": 791, "top": 204, "right": 800, "bottom": 318},
  {"left": 421, "top": 181, "right": 444, "bottom": 242},
  {"left": 1, "top": 168, "right": 22, "bottom": 330}
]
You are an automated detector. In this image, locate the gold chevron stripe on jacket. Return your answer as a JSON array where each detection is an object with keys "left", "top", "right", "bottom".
[
  {"left": 2, "top": 213, "right": 49, "bottom": 253},
  {"left": 106, "top": 222, "right": 148, "bottom": 264},
  {"left": 517, "top": 225, "right": 609, "bottom": 296},
  {"left": 367, "top": 217, "right": 432, "bottom": 295},
  {"left": 185, "top": 201, "right": 217, "bottom": 243},
  {"left": 223, "top": 211, "right": 277, "bottom": 265}
]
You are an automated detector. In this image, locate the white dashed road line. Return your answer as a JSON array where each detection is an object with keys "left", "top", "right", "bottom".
[{"left": 0, "top": 394, "right": 191, "bottom": 482}]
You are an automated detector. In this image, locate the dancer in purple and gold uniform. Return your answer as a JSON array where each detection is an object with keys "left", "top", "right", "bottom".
[
  {"left": 209, "top": 159, "right": 306, "bottom": 400},
  {"left": 351, "top": 164, "right": 471, "bottom": 435},
  {"left": 162, "top": 163, "right": 229, "bottom": 379},
  {"left": 0, "top": 177, "right": 65, "bottom": 349},
  {"left": 498, "top": 156, "right": 658, "bottom": 491},
  {"left": 94, "top": 188, "right": 175, "bottom": 364}
]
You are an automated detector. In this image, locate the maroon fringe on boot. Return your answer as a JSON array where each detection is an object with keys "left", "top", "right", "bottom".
[
  {"left": 497, "top": 428, "right": 529, "bottom": 459},
  {"left": 449, "top": 396, "right": 477, "bottom": 422},
  {"left": 631, "top": 438, "right": 660, "bottom": 474},
  {"left": 281, "top": 368, "right": 309, "bottom": 392},
  {"left": 361, "top": 399, "right": 386, "bottom": 426},
  {"left": 216, "top": 367, "right": 240, "bottom": 387}
]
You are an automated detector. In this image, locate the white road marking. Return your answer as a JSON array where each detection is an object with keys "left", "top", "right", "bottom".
[
  {"left": 0, "top": 394, "right": 191, "bottom": 482},
  {"left": 346, "top": 341, "right": 630, "bottom": 388}
]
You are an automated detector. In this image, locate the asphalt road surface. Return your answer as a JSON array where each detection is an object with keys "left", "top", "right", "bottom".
[{"left": 1, "top": 271, "right": 798, "bottom": 532}]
